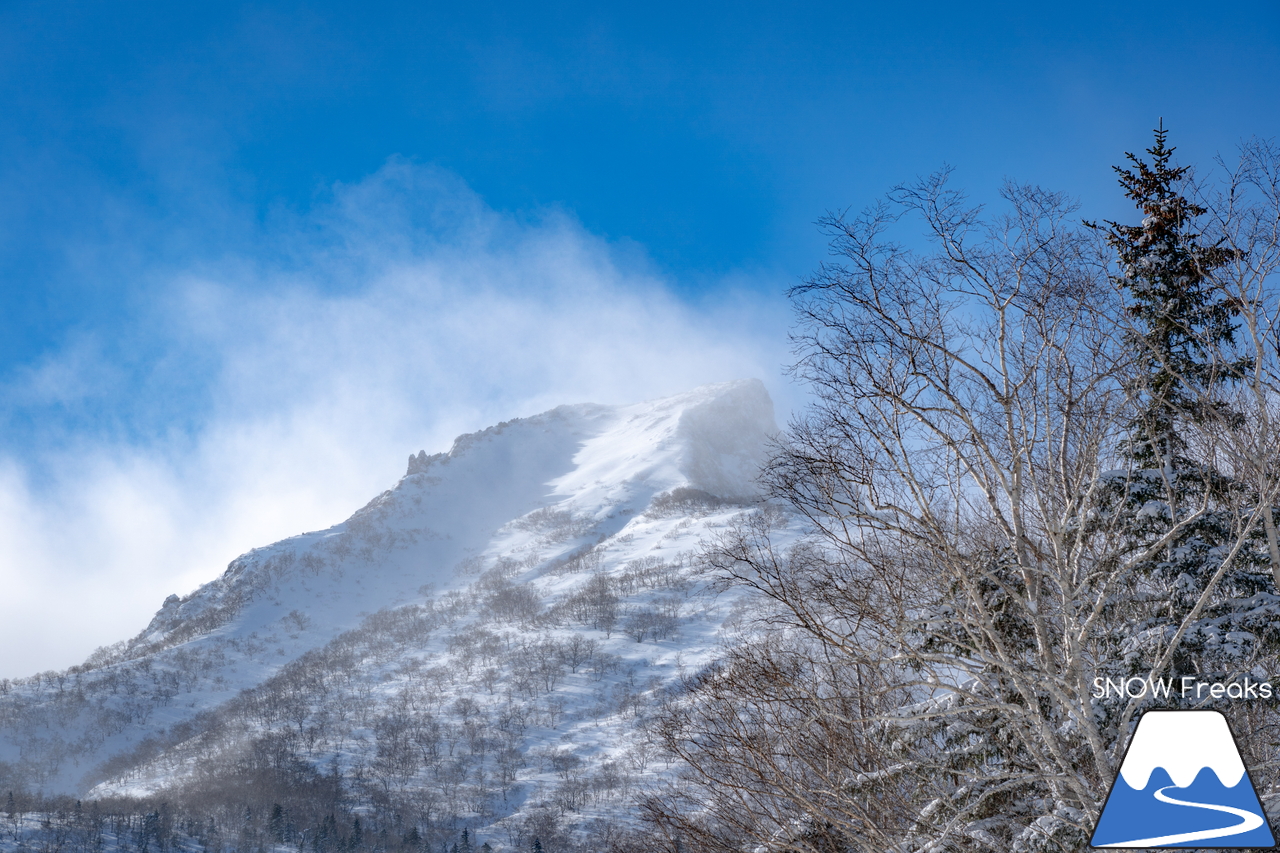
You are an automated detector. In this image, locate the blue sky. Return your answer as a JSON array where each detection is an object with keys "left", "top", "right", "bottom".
[{"left": 1, "top": 0, "right": 1277, "bottom": 676}]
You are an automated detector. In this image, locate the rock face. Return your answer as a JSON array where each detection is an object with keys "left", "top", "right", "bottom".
[{"left": 0, "top": 380, "right": 786, "bottom": 836}]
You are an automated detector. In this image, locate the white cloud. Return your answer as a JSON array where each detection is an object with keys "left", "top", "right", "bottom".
[{"left": 0, "top": 160, "right": 794, "bottom": 679}]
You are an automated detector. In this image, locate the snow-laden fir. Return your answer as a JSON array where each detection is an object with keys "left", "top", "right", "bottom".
[{"left": 0, "top": 380, "right": 792, "bottom": 848}]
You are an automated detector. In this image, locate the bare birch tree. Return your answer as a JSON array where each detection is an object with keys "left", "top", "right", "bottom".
[{"left": 645, "top": 133, "right": 1280, "bottom": 853}]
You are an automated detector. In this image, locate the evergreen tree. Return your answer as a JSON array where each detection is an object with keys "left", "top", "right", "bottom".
[
  {"left": 140, "top": 811, "right": 160, "bottom": 853},
  {"left": 1094, "top": 123, "right": 1243, "bottom": 443},
  {"left": 270, "top": 805, "right": 286, "bottom": 844},
  {"left": 1089, "top": 127, "right": 1280, "bottom": 697},
  {"left": 315, "top": 813, "right": 337, "bottom": 853}
]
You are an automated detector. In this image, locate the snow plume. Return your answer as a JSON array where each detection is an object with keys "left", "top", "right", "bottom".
[{"left": 0, "top": 160, "right": 790, "bottom": 679}]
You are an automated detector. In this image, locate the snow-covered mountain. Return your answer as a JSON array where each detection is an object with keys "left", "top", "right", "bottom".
[
  {"left": 1119, "top": 711, "right": 1247, "bottom": 790},
  {"left": 0, "top": 380, "right": 788, "bottom": 841}
]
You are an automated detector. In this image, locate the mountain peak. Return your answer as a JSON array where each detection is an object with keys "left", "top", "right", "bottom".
[
  {"left": 0, "top": 380, "right": 783, "bottom": 809},
  {"left": 547, "top": 379, "right": 776, "bottom": 508},
  {"left": 1119, "top": 710, "right": 1247, "bottom": 790},
  {"left": 130, "top": 380, "right": 776, "bottom": 661}
]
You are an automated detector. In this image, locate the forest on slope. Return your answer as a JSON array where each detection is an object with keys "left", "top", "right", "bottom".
[{"left": 0, "top": 381, "right": 788, "bottom": 853}]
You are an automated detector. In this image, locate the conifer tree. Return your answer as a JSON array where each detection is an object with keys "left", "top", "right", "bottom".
[
  {"left": 1095, "top": 123, "right": 1242, "bottom": 440},
  {"left": 270, "top": 804, "right": 286, "bottom": 843},
  {"left": 1088, "top": 127, "right": 1279, "bottom": 696}
]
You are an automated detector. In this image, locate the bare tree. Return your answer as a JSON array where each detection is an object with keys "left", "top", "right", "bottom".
[{"left": 646, "top": 136, "right": 1280, "bottom": 853}]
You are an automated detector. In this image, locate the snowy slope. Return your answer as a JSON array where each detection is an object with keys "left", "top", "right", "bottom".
[{"left": 0, "top": 380, "right": 789, "bottom": 837}]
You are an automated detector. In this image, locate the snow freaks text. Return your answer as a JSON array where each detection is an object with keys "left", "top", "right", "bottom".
[{"left": 1092, "top": 676, "right": 1275, "bottom": 701}]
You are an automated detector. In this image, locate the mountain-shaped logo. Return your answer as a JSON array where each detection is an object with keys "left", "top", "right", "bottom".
[{"left": 1091, "top": 710, "right": 1275, "bottom": 848}]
